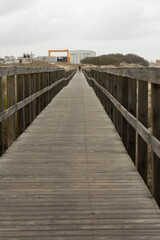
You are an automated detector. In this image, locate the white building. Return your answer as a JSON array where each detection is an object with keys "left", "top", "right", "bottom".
[{"left": 70, "top": 50, "right": 96, "bottom": 64}]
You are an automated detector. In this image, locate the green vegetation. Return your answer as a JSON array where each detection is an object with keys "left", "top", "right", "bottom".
[{"left": 81, "top": 53, "right": 149, "bottom": 66}]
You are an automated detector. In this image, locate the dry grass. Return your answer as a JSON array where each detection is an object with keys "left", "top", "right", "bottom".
[{"left": 0, "top": 61, "right": 78, "bottom": 70}]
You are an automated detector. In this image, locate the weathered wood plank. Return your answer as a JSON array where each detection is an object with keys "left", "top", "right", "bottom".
[
  {"left": 0, "top": 76, "right": 3, "bottom": 155},
  {"left": 121, "top": 76, "right": 128, "bottom": 149},
  {"left": 137, "top": 80, "right": 148, "bottom": 184},
  {"left": 152, "top": 83, "right": 160, "bottom": 206},
  {"left": 40, "top": 72, "right": 45, "bottom": 112},
  {"left": 17, "top": 74, "right": 25, "bottom": 136},
  {"left": 91, "top": 67, "right": 160, "bottom": 84},
  {"left": 127, "top": 77, "right": 137, "bottom": 163},
  {"left": 112, "top": 75, "right": 117, "bottom": 128},
  {"left": 116, "top": 76, "right": 123, "bottom": 138},
  {"left": 0, "top": 66, "right": 66, "bottom": 77},
  {"left": 30, "top": 73, "right": 36, "bottom": 122},
  {"left": 35, "top": 73, "right": 40, "bottom": 116},
  {"left": 24, "top": 74, "right": 31, "bottom": 129},
  {"left": 7, "top": 75, "right": 16, "bottom": 147}
]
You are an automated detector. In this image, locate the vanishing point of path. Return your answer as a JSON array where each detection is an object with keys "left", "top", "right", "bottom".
[{"left": 0, "top": 72, "right": 160, "bottom": 239}]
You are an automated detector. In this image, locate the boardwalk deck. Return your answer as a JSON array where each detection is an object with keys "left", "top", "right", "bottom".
[{"left": 0, "top": 72, "right": 160, "bottom": 239}]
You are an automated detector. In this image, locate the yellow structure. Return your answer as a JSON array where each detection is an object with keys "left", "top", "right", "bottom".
[{"left": 48, "top": 50, "right": 70, "bottom": 63}]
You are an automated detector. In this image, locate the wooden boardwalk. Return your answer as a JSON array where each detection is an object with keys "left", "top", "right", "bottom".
[{"left": 0, "top": 72, "right": 160, "bottom": 239}]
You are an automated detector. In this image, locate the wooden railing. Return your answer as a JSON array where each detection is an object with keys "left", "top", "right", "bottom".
[
  {"left": 0, "top": 66, "right": 76, "bottom": 156},
  {"left": 83, "top": 67, "right": 160, "bottom": 206}
]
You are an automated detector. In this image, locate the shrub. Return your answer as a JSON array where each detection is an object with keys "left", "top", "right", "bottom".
[{"left": 81, "top": 53, "right": 149, "bottom": 66}]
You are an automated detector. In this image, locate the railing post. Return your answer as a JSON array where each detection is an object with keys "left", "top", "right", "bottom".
[
  {"left": 0, "top": 77, "right": 3, "bottom": 155},
  {"left": 151, "top": 82, "right": 160, "bottom": 206},
  {"left": 121, "top": 77, "right": 128, "bottom": 149},
  {"left": 30, "top": 73, "right": 36, "bottom": 122},
  {"left": 95, "top": 71, "right": 100, "bottom": 98},
  {"left": 112, "top": 75, "right": 117, "bottom": 128},
  {"left": 108, "top": 74, "right": 113, "bottom": 121},
  {"left": 54, "top": 71, "right": 58, "bottom": 96},
  {"left": 117, "top": 76, "right": 123, "bottom": 138},
  {"left": 102, "top": 73, "right": 108, "bottom": 113},
  {"left": 127, "top": 77, "right": 137, "bottom": 163},
  {"left": 35, "top": 73, "right": 40, "bottom": 116},
  {"left": 17, "top": 74, "right": 25, "bottom": 136},
  {"left": 46, "top": 72, "right": 50, "bottom": 104},
  {"left": 44, "top": 72, "right": 48, "bottom": 107},
  {"left": 137, "top": 80, "right": 148, "bottom": 184},
  {"left": 99, "top": 72, "right": 104, "bottom": 105},
  {"left": 40, "top": 73, "right": 45, "bottom": 112},
  {"left": 105, "top": 73, "right": 110, "bottom": 115},
  {"left": 49, "top": 72, "right": 52, "bottom": 102},
  {"left": 51, "top": 72, "right": 55, "bottom": 99},
  {"left": 7, "top": 75, "right": 16, "bottom": 147},
  {"left": 100, "top": 72, "right": 105, "bottom": 107},
  {"left": 24, "top": 74, "right": 31, "bottom": 129}
]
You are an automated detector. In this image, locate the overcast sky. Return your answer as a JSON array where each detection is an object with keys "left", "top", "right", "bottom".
[{"left": 0, "top": 0, "right": 160, "bottom": 61}]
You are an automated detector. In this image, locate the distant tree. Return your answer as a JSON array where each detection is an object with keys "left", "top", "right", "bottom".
[{"left": 80, "top": 53, "right": 149, "bottom": 66}]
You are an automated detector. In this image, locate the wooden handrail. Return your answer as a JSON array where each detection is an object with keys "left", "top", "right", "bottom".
[
  {"left": 83, "top": 72, "right": 160, "bottom": 158},
  {"left": 0, "top": 72, "right": 75, "bottom": 123},
  {"left": 0, "top": 67, "right": 76, "bottom": 156},
  {"left": 83, "top": 67, "right": 160, "bottom": 207},
  {"left": 0, "top": 66, "right": 68, "bottom": 77},
  {"left": 91, "top": 67, "right": 160, "bottom": 84}
]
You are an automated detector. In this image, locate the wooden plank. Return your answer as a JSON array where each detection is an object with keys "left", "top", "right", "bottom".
[
  {"left": 90, "top": 67, "right": 160, "bottom": 84},
  {"left": 116, "top": 76, "right": 123, "bottom": 138},
  {"left": 0, "top": 66, "right": 67, "bottom": 77},
  {"left": 35, "top": 73, "right": 40, "bottom": 116},
  {"left": 127, "top": 77, "right": 137, "bottom": 163},
  {"left": 112, "top": 75, "right": 117, "bottom": 128},
  {"left": 52, "top": 71, "right": 56, "bottom": 97},
  {"left": 7, "top": 75, "right": 16, "bottom": 147},
  {"left": 100, "top": 73, "right": 105, "bottom": 107},
  {"left": 30, "top": 73, "right": 36, "bottom": 122},
  {"left": 17, "top": 74, "right": 25, "bottom": 136},
  {"left": 151, "top": 83, "right": 160, "bottom": 206},
  {"left": 108, "top": 74, "right": 113, "bottom": 121},
  {"left": 46, "top": 72, "right": 50, "bottom": 105},
  {"left": 0, "top": 76, "right": 3, "bottom": 155},
  {"left": 137, "top": 80, "right": 148, "bottom": 184},
  {"left": 103, "top": 73, "right": 108, "bottom": 112},
  {"left": 44, "top": 72, "right": 49, "bottom": 107},
  {"left": 40, "top": 73, "right": 45, "bottom": 112},
  {"left": 121, "top": 77, "right": 128, "bottom": 149},
  {"left": 94, "top": 71, "right": 99, "bottom": 98},
  {"left": 98, "top": 72, "right": 104, "bottom": 105},
  {"left": 105, "top": 73, "right": 110, "bottom": 115},
  {"left": 24, "top": 74, "right": 31, "bottom": 129},
  {"left": 49, "top": 72, "right": 52, "bottom": 102}
]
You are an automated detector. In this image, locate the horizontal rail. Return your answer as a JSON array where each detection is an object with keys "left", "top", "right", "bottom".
[
  {"left": 0, "top": 66, "right": 67, "bottom": 77},
  {"left": 84, "top": 72, "right": 160, "bottom": 159},
  {"left": 93, "top": 67, "right": 160, "bottom": 84}
]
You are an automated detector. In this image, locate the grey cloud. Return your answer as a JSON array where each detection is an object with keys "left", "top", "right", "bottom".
[
  {"left": 0, "top": 0, "right": 36, "bottom": 16},
  {"left": 0, "top": 0, "right": 160, "bottom": 60}
]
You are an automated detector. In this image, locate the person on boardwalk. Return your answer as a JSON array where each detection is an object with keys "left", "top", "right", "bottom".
[{"left": 79, "top": 65, "right": 81, "bottom": 71}]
